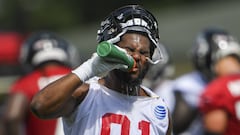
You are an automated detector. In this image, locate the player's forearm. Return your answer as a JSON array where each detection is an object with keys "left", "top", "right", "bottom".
[
  {"left": 203, "top": 109, "right": 227, "bottom": 135},
  {"left": 30, "top": 73, "right": 83, "bottom": 119},
  {"left": 31, "top": 50, "right": 128, "bottom": 119},
  {"left": 5, "top": 93, "right": 28, "bottom": 135}
]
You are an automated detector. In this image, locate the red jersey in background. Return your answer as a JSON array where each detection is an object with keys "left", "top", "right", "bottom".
[
  {"left": 200, "top": 74, "right": 240, "bottom": 135},
  {"left": 10, "top": 66, "right": 71, "bottom": 135}
]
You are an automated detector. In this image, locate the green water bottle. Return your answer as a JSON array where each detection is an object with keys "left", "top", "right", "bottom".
[{"left": 97, "top": 41, "right": 135, "bottom": 70}]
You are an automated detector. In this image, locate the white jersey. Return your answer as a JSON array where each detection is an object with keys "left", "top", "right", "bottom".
[
  {"left": 62, "top": 81, "right": 170, "bottom": 135},
  {"left": 172, "top": 71, "right": 207, "bottom": 135},
  {"left": 55, "top": 118, "right": 65, "bottom": 135},
  {"left": 173, "top": 71, "right": 207, "bottom": 107}
]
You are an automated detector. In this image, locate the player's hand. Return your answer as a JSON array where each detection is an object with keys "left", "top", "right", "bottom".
[{"left": 72, "top": 53, "right": 128, "bottom": 81}]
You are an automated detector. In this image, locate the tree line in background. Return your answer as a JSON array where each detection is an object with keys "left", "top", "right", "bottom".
[{"left": 0, "top": 0, "right": 229, "bottom": 32}]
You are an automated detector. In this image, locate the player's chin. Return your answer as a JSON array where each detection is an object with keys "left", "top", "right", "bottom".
[
  {"left": 129, "top": 75, "right": 139, "bottom": 81},
  {"left": 128, "top": 69, "right": 140, "bottom": 77},
  {"left": 129, "top": 71, "right": 144, "bottom": 81}
]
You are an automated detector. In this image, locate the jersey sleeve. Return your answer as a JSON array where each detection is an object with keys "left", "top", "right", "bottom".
[
  {"left": 62, "top": 82, "right": 99, "bottom": 127},
  {"left": 199, "top": 77, "right": 231, "bottom": 114}
]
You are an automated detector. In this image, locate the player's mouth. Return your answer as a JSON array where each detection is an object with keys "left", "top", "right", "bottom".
[
  {"left": 131, "top": 66, "right": 138, "bottom": 72},
  {"left": 129, "top": 62, "right": 139, "bottom": 73}
]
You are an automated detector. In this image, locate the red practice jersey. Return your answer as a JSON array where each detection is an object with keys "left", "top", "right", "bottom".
[
  {"left": 200, "top": 74, "right": 240, "bottom": 135},
  {"left": 10, "top": 66, "right": 71, "bottom": 135}
]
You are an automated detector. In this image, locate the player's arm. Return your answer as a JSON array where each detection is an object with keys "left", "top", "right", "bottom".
[
  {"left": 31, "top": 53, "right": 127, "bottom": 119},
  {"left": 31, "top": 73, "right": 85, "bottom": 119},
  {"left": 172, "top": 91, "right": 198, "bottom": 134},
  {"left": 4, "top": 93, "right": 28, "bottom": 135},
  {"left": 203, "top": 109, "right": 227, "bottom": 135}
]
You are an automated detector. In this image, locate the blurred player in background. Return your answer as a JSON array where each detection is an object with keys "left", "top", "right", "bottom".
[
  {"left": 6, "top": 31, "right": 80, "bottom": 135},
  {"left": 0, "top": 31, "right": 26, "bottom": 135},
  {"left": 171, "top": 27, "right": 240, "bottom": 135}
]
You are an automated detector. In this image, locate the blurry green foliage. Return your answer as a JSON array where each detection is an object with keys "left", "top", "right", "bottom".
[{"left": 0, "top": 0, "right": 230, "bottom": 32}]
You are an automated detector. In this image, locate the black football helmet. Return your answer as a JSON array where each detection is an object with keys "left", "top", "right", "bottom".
[
  {"left": 191, "top": 27, "right": 240, "bottom": 80},
  {"left": 20, "top": 31, "right": 80, "bottom": 69},
  {"left": 97, "top": 5, "right": 162, "bottom": 64}
]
